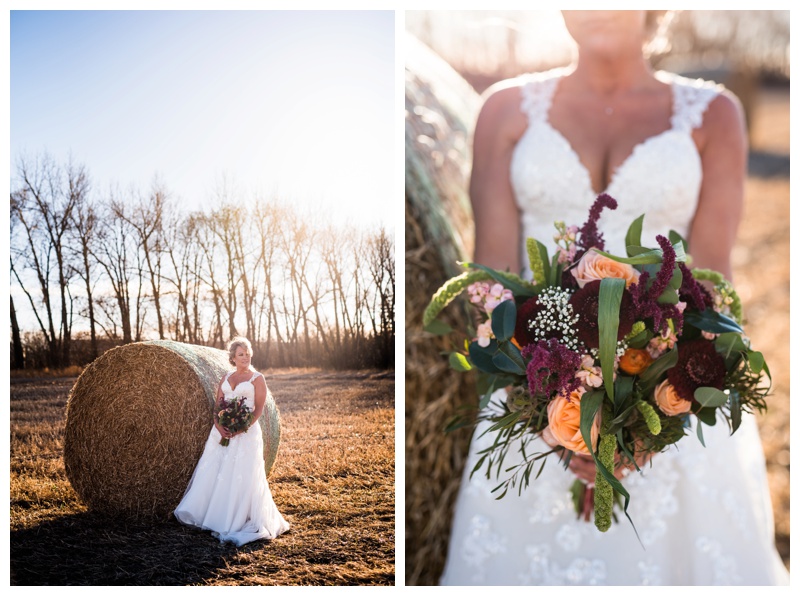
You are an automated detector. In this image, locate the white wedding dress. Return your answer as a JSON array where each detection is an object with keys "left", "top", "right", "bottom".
[
  {"left": 439, "top": 69, "right": 789, "bottom": 586},
  {"left": 174, "top": 371, "right": 290, "bottom": 546}
]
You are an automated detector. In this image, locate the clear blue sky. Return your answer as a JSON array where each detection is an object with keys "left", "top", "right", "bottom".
[{"left": 10, "top": 10, "right": 395, "bottom": 229}]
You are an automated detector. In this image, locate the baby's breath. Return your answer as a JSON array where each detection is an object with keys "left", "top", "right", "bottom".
[{"left": 528, "top": 287, "right": 580, "bottom": 350}]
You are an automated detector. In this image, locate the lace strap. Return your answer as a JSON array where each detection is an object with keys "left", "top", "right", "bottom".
[
  {"left": 249, "top": 371, "right": 260, "bottom": 382},
  {"left": 664, "top": 72, "right": 724, "bottom": 133},
  {"left": 518, "top": 68, "right": 565, "bottom": 124}
]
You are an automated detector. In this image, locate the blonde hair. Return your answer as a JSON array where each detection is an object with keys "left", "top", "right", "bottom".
[{"left": 227, "top": 336, "right": 253, "bottom": 366}]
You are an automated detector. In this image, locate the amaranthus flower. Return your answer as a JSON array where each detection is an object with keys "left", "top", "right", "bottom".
[
  {"left": 576, "top": 193, "right": 618, "bottom": 254},
  {"left": 522, "top": 339, "right": 582, "bottom": 398}
]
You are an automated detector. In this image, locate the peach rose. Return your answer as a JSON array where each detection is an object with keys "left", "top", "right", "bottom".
[
  {"left": 542, "top": 387, "right": 600, "bottom": 455},
  {"left": 654, "top": 379, "right": 692, "bottom": 416},
  {"left": 571, "top": 248, "right": 640, "bottom": 289},
  {"left": 619, "top": 348, "right": 653, "bottom": 375}
]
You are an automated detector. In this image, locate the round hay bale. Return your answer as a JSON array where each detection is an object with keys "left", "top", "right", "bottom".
[
  {"left": 405, "top": 34, "right": 483, "bottom": 586},
  {"left": 63, "top": 340, "right": 282, "bottom": 520}
]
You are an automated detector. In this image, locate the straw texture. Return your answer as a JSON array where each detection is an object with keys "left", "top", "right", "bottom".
[{"left": 405, "top": 34, "right": 482, "bottom": 586}]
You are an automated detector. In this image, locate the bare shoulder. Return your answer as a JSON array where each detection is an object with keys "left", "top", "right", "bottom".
[
  {"left": 474, "top": 77, "right": 530, "bottom": 142},
  {"left": 698, "top": 88, "right": 747, "bottom": 150}
]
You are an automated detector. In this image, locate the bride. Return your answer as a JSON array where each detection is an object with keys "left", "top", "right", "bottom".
[
  {"left": 174, "top": 336, "right": 290, "bottom": 546},
  {"left": 439, "top": 11, "right": 788, "bottom": 585}
]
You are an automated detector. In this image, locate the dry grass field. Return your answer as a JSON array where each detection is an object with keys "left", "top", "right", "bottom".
[{"left": 10, "top": 368, "right": 395, "bottom": 586}]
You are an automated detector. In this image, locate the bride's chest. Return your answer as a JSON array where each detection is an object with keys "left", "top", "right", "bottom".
[
  {"left": 510, "top": 121, "right": 702, "bottom": 214},
  {"left": 224, "top": 379, "right": 256, "bottom": 407}
]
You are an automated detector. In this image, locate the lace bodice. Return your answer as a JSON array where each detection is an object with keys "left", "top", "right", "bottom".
[
  {"left": 222, "top": 371, "right": 260, "bottom": 410},
  {"left": 511, "top": 68, "right": 723, "bottom": 274}
]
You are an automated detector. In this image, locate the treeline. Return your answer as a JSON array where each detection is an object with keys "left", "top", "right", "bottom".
[{"left": 10, "top": 154, "right": 395, "bottom": 370}]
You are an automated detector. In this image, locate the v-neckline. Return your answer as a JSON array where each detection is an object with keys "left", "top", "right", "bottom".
[
  {"left": 226, "top": 374, "right": 253, "bottom": 392},
  {"left": 544, "top": 75, "right": 676, "bottom": 197}
]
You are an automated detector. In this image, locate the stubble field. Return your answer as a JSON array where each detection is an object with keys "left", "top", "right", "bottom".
[{"left": 10, "top": 368, "right": 395, "bottom": 586}]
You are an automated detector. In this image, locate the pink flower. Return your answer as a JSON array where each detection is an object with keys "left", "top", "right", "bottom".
[
  {"left": 484, "top": 283, "right": 513, "bottom": 314},
  {"left": 476, "top": 321, "right": 494, "bottom": 347},
  {"left": 575, "top": 354, "right": 603, "bottom": 388},
  {"left": 646, "top": 329, "right": 678, "bottom": 359}
]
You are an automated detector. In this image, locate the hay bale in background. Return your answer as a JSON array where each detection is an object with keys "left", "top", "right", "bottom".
[
  {"left": 64, "top": 340, "right": 282, "bottom": 520},
  {"left": 405, "top": 34, "right": 482, "bottom": 586}
]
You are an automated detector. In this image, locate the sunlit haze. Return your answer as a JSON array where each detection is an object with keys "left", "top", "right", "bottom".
[{"left": 11, "top": 10, "right": 395, "bottom": 229}]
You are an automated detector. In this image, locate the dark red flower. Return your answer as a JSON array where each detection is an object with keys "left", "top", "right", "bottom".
[
  {"left": 514, "top": 296, "right": 566, "bottom": 348},
  {"left": 678, "top": 263, "right": 713, "bottom": 311},
  {"left": 522, "top": 339, "right": 582, "bottom": 398},
  {"left": 568, "top": 280, "right": 635, "bottom": 350},
  {"left": 667, "top": 339, "right": 727, "bottom": 403},
  {"left": 576, "top": 193, "right": 618, "bottom": 254},
  {"left": 514, "top": 297, "right": 543, "bottom": 348}
]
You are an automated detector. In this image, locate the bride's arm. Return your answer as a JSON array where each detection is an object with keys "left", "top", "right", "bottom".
[
  {"left": 470, "top": 84, "right": 527, "bottom": 272},
  {"left": 686, "top": 90, "right": 747, "bottom": 281}
]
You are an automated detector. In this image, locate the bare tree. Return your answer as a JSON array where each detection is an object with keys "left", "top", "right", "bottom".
[
  {"left": 90, "top": 194, "right": 136, "bottom": 344},
  {"left": 112, "top": 181, "right": 168, "bottom": 339},
  {"left": 366, "top": 227, "right": 395, "bottom": 367},
  {"left": 68, "top": 187, "right": 99, "bottom": 360},
  {"left": 10, "top": 154, "right": 84, "bottom": 366},
  {"left": 10, "top": 294, "right": 25, "bottom": 369}
]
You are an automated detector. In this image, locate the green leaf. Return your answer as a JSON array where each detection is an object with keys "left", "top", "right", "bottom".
[
  {"left": 696, "top": 420, "right": 706, "bottom": 447},
  {"left": 491, "top": 340, "right": 526, "bottom": 375},
  {"left": 695, "top": 387, "right": 728, "bottom": 408},
  {"left": 424, "top": 319, "right": 454, "bottom": 335},
  {"left": 729, "top": 389, "right": 742, "bottom": 433},
  {"left": 684, "top": 309, "right": 743, "bottom": 334},
  {"left": 448, "top": 352, "right": 473, "bottom": 372},
  {"left": 613, "top": 376, "right": 635, "bottom": 413},
  {"left": 748, "top": 351, "right": 765, "bottom": 375},
  {"left": 638, "top": 347, "right": 679, "bottom": 395},
  {"left": 656, "top": 287, "right": 680, "bottom": 304},
  {"left": 598, "top": 278, "right": 625, "bottom": 402},
  {"left": 594, "top": 241, "right": 687, "bottom": 265},
  {"left": 468, "top": 340, "right": 500, "bottom": 374},
  {"left": 461, "top": 262, "right": 539, "bottom": 298},
  {"left": 579, "top": 390, "right": 605, "bottom": 454},
  {"left": 625, "top": 214, "right": 645, "bottom": 256},
  {"left": 714, "top": 332, "right": 748, "bottom": 357},
  {"left": 695, "top": 406, "right": 717, "bottom": 426},
  {"left": 548, "top": 254, "right": 563, "bottom": 287},
  {"left": 627, "top": 328, "right": 653, "bottom": 350},
  {"left": 579, "top": 389, "right": 641, "bottom": 541},
  {"left": 491, "top": 300, "right": 517, "bottom": 341},
  {"left": 669, "top": 230, "right": 689, "bottom": 254}
]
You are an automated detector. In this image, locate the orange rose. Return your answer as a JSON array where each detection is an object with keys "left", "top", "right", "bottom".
[
  {"left": 654, "top": 379, "right": 692, "bottom": 416},
  {"left": 619, "top": 348, "right": 653, "bottom": 374},
  {"left": 571, "top": 248, "right": 640, "bottom": 289},
  {"left": 542, "top": 387, "right": 600, "bottom": 455}
]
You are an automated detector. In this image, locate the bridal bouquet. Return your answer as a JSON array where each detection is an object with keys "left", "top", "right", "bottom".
[
  {"left": 216, "top": 396, "right": 254, "bottom": 446},
  {"left": 423, "top": 194, "right": 770, "bottom": 533}
]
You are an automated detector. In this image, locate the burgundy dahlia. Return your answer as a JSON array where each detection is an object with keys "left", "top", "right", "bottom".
[
  {"left": 667, "top": 339, "right": 727, "bottom": 403},
  {"left": 522, "top": 339, "right": 582, "bottom": 398},
  {"left": 568, "top": 280, "right": 635, "bottom": 350},
  {"left": 514, "top": 296, "right": 566, "bottom": 347}
]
